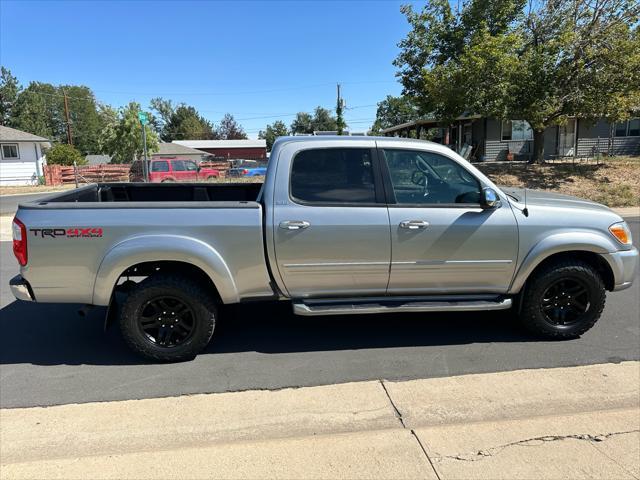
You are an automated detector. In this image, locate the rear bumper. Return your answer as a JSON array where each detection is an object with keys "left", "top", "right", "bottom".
[
  {"left": 602, "top": 248, "right": 639, "bottom": 291},
  {"left": 10, "top": 275, "right": 35, "bottom": 302}
]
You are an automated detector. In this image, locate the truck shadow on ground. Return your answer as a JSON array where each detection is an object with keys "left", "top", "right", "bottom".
[{"left": 0, "top": 299, "right": 539, "bottom": 366}]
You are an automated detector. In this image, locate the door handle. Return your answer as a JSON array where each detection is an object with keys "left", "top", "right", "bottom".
[
  {"left": 279, "top": 220, "right": 310, "bottom": 230},
  {"left": 400, "top": 220, "right": 429, "bottom": 230}
]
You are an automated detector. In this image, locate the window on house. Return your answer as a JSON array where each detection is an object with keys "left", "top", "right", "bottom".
[
  {"left": 1, "top": 144, "right": 19, "bottom": 159},
  {"left": 615, "top": 119, "right": 640, "bottom": 137},
  {"left": 501, "top": 120, "right": 533, "bottom": 141},
  {"left": 615, "top": 122, "right": 628, "bottom": 137}
]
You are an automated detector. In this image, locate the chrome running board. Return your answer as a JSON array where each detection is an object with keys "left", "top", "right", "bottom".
[{"left": 292, "top": 296, "right": 512, "bottom": 316}]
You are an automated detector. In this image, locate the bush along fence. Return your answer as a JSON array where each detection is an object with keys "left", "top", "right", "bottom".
[{"left": 44, "top": 164, "right": 131, "bottom": 186}]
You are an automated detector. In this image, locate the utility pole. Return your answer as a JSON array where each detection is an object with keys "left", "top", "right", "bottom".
[
  {"left": 63, "top": 89, "right": 73, "bottom": 145},
  {"left": 336, "top": 83, "right": 346, "bottom": 135}
]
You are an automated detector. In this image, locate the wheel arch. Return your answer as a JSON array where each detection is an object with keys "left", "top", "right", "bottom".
[
  {"left": 93, "top": 235, "right": 238, "bottom": 306},
  {"left": 510, "top": 231, "right": 620, "bottom": 294}
]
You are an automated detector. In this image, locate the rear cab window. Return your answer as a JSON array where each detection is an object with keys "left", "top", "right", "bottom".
[{"left": 290, "top": 148, "right": 377, "bottom": 204}]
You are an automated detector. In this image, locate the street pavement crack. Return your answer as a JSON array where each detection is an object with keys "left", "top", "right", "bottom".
[
  {"left": 379, "top": 380, "right": 442, "bottom": 480},
  {"left": 433, "top": 429, "right": 640, "bottom": 463}
]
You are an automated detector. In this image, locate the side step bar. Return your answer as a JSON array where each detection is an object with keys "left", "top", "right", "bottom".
[{"left": 292, "top": 296, "right": 512, "bottom": 316}]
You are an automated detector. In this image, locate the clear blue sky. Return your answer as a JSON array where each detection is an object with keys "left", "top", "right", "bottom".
[{"left": 0, "top": 0, "right": 416, "bottom": 137}]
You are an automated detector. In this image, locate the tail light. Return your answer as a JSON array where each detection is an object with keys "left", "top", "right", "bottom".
[
  {"left": 12, "top": 217, "right": 27, "bottom": 266},
  {"left": 243, "top": 169, "right": 249, "bottom": 175}
]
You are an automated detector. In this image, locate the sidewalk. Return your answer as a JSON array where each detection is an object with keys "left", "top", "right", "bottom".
[{"left": 1, "top": 362, "right": 638, "bottom": 479}]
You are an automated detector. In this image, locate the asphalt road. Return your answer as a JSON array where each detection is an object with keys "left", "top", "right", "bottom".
[
  {"left": 1, "top": 217, "right": 638, "bottom": 409},
  {"left": 0, "top": 193, "right": 53, "bottom": 215}
]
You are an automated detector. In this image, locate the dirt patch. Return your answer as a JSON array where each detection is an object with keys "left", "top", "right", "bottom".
[{"left": 477, "top": 158, "right": 640, "bottom": 207}]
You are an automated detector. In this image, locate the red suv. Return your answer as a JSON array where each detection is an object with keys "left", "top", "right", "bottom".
[{"left": 130, "top": 158, "right": 220, "bottom": 183}]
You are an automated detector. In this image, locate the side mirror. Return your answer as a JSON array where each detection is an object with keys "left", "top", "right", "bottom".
[
  {"left": 197, "top": 166, "right": 202, "bottom": 172},
  {"left": 481, "top": 187, "right": 500, "bottom": 209}
]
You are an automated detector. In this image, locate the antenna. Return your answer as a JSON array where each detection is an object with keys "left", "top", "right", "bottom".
[{"left": 522, "top": 188, "right": 529, "bottom": 217}]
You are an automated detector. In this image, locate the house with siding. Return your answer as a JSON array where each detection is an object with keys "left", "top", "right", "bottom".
[
  {"left": 0, "top": 126, "right": 51, "bottom": 185},
  {"left": 380, "top": 116, "right": 640, "bottom": 161}
]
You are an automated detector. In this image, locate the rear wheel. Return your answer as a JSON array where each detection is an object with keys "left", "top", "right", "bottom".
[
  {"left": 519, "top": 260, "right": 606, "bottom": 338},
  {"left": 120, "top": 274, "right": 216, "bottom": 362}
]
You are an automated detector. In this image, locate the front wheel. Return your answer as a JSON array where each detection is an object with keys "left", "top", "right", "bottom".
[
  {"left": 519, "top": 260, "right": 606, "bottom": 339},
  {"left": 120, "top": 274, "right": 216, "bottom": 362}
]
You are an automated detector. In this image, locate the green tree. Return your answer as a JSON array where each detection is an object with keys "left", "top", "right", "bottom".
[
  {"left": 290, "top": 112, "right": 314, "bottom": 134},
  {"left": 0, "top": 66, "right": 21, "bottom": 126},
  {"left": 150, "top": 98, "right": 218, "bottom": 141},
  {"left": 59, "top": 85, "right": 104, "bottom": 155},
  {"left": 311, "top": 106, "right": 338, "bottom": 132},
  {"left": 370, "top": 95, "right": 419, "bottom": 134},
  {"left": 258, "top": 120, "right": 289, "bottom": 151},
  {"left": 149, "top": 97, "right": 175, "bottom": 135},
  {"left": 45, "top": 143, "right": 86, "bottom": 166},
  {"left": 10, "top": 81, "right": 107, "bottom": 155},
  {"left": 99, "top": 102, "right": 159, "bottom": 163},
  {"left": 218, "top": 113, "right": 247, "bottom": 139},
  {"left": 163, "top": 104, "right": 217, "bottom": 141},
  {"left": 10, "top": 82, "right": 60, "bottom": 140},
  {"left": 394, "top": 0, "right": 640, "bottom": 162}
]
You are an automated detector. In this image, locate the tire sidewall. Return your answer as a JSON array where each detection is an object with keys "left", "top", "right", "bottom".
[
  {"left": 523, "top": 262, "right": 605, "bottom": 338},
  {"left": 121, "top": 278, "right": 215, "bottom": 361}
]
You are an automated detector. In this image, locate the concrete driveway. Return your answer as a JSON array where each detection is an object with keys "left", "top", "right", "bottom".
[{"left": 0, "top": 217, "right": 638, "bottom": 409}]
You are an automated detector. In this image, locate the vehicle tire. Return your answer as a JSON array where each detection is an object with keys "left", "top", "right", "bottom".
[
  {"left": 119, "top": 274, "right": 217, "bottom": 362},
  {"left": 206, "top": 175, "right": 217, "bottom": 181},
  {"left": 519, "top": 260, "right": 606, "bottom": 339}
]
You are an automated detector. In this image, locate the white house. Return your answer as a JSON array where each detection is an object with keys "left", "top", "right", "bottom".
[{"left": 0, "top": 126, "right": 51, "bottom": 186}]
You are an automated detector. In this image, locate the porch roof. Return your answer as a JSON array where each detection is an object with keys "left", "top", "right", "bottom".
[{"left": 380, "top": 114, "right": 482, "bottom": 135}]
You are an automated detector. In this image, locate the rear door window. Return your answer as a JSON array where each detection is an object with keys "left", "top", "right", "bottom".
[
  {"left": 151, "top": 161, "right": 169, "bottom": 172},
  {"left": 172, "top": 160, "right": 186, "bottom": 171},
  {"left": 290, "top": 148, "right": 376, "bottom": 204}
]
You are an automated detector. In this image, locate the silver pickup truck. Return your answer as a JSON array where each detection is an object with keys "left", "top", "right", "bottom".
[{"left": 11, "top": 136, "right": 638, "bottom": 361}]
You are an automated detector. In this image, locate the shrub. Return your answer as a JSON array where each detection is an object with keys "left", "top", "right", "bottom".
[{"left": 45, "top": 144, "right": 87, "bottom": 166}]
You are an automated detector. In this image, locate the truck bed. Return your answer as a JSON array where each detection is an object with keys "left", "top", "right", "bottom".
[
  {"left": 24, "top": 182, "right": 263, "bottom": 207},
  {"left": 15, "top": 181, "right": 275, "bottom": 305}
]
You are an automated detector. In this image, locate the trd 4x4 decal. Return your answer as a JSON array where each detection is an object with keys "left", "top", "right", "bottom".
[{"left": 30, "top": 228, "right": 103, "bottom": 238}]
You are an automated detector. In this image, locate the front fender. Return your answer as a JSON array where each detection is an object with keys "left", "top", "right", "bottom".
[
  {"left": 92, "top": 234, "right": 238, "bottom": 306},
  {"left": 509, "top": 231, "right": 620, "bottom": 293}
]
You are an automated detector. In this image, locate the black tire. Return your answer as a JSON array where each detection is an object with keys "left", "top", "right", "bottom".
[
  {"left": 120, "top": 274, "right": 216, "bottom": 362},
  {"left": 519, "top": 260, "right": 606, "bottom": 339}
]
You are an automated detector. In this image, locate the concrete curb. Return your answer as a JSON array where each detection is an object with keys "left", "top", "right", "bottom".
[{"left": 1, "top": 362, "right": 638, "bottom": 479}]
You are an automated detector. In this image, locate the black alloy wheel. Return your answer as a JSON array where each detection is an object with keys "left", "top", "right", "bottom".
[
  {"left": 540, "top": 278, "right": 591, "bottom": 326},
  {"left": 120, "top": 274, "right": 217, "bottom": 362},
  {"left": 138, "top": 296, "right": 196, "bottom": 348},
  {"left": 519, "top": 260, "right": 606, "bottom": 339}
]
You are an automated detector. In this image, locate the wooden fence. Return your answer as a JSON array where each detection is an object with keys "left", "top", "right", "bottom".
[{"left": 44, "top": 164, "right": 131, "bottom": 186}]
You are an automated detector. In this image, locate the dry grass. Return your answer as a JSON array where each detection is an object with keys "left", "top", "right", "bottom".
[
  {"left": 477, "top": 157, "right": 640, "bottom": 207},
  {"left": 0, "top": 184, "right": 75, "bottom": 196}
]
